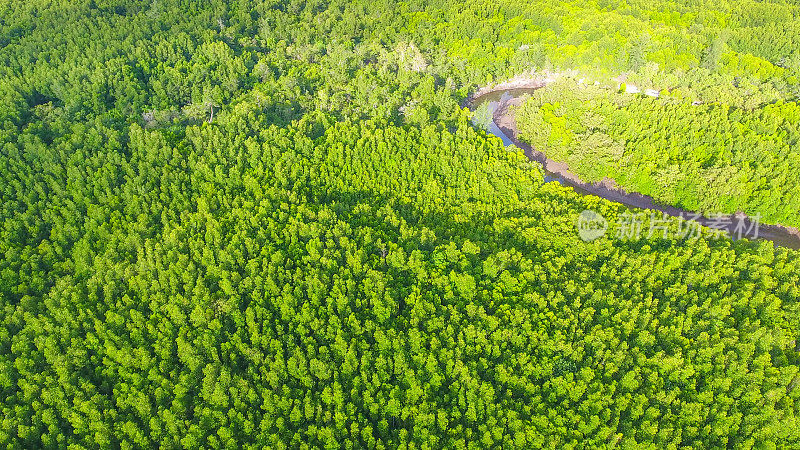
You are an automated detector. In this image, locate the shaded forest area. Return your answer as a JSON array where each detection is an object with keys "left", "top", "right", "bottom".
[{"left": 1, "top": 0, "right": 800, "bottom": 447}]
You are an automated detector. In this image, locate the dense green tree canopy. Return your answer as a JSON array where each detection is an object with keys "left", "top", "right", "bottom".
[
  {"left": 516, "top": 80, "right": 800, "bottom": 226},
  {"left": 1, "top": 0, "right": 799, "bottom": 448}
]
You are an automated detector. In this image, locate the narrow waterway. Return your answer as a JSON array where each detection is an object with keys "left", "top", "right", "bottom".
[{"left": 470, "top": 87, "right": 800, "bottom": 250}]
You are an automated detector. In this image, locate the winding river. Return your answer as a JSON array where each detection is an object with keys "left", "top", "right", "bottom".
[{"left": 470, "top": 86, "right": 800, "bottom": 250}]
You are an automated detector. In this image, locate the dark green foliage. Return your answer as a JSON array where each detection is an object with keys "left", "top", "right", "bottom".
[
  {"left": 3, "top": 100, "right": 800, "bottom": 448},
  {"left": 1, "top": 0, "right": 799, "bottom": 448}
]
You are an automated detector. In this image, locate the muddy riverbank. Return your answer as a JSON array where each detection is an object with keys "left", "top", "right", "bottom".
[{"left": 470, "top": 82, "right": 800, "bottom": 249}]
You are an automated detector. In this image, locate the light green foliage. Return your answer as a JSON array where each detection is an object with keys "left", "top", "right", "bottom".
[
  {"left": 516, "top": 80, "right": 800, "bottom": 226},
  {"left": 0, "top": 0, "right": 799, "bottom": 448}
]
